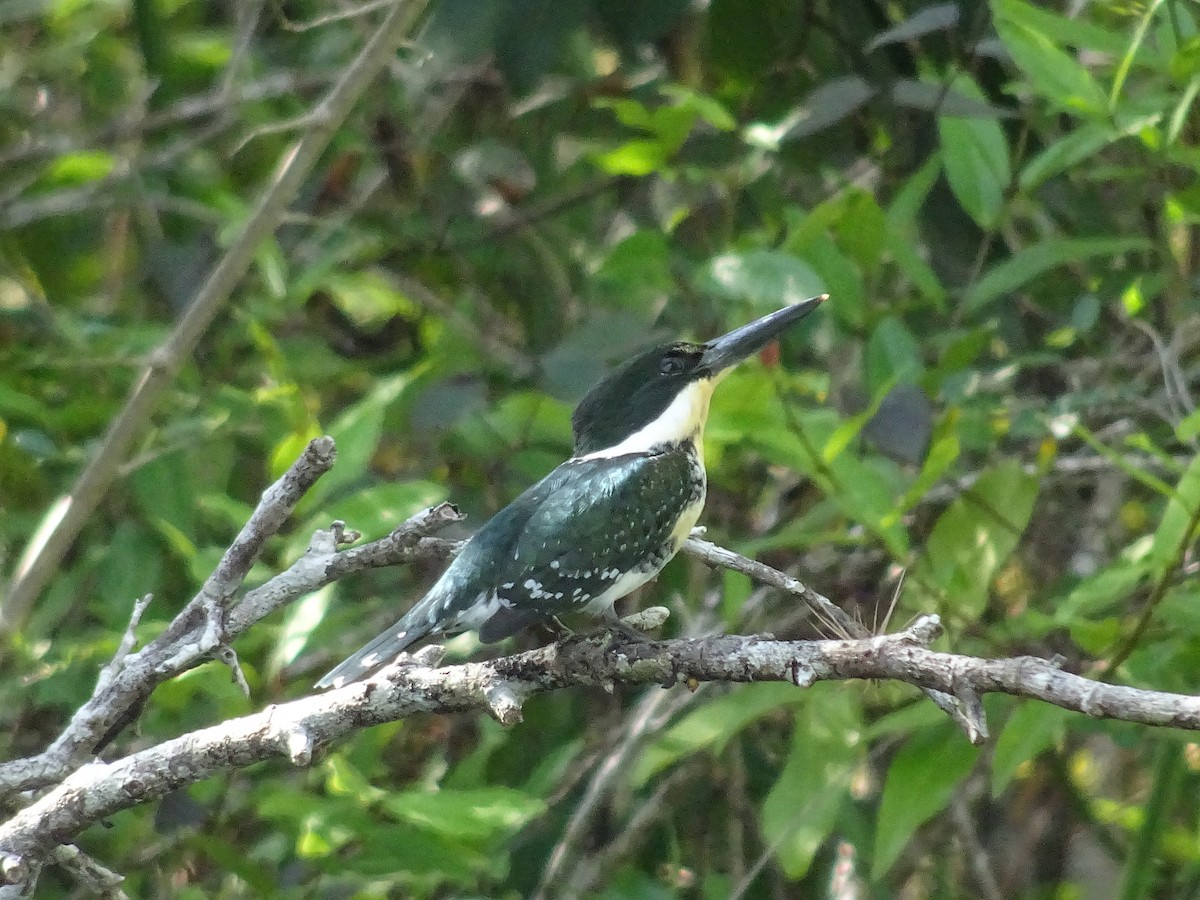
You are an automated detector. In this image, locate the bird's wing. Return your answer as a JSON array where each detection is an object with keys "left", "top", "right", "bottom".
[
  {"left": 316, "top": 449, "right": 698, "bottom": 688},
  {"left": 467, "top": 448, "right": 702, "bottom": 639}
]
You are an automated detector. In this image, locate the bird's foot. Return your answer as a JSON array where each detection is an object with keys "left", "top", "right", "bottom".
[
  {"left": 603, "top": 607, "right": 670, "bottom": 645},
  {"left": 544, "top": 615, "right": 576, "bottom": 640},
  {"left": 607, "top": 618, "right": 652, "bottom": 644}
]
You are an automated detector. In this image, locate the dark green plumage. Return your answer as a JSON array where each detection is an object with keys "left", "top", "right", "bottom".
[{"left": 317, "top": 296, "right": 824, "bottom": 689}]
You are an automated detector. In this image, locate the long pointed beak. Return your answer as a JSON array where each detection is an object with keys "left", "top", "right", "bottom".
[{"left": 700, "top": 294, "right": 826, "bottom": 375}]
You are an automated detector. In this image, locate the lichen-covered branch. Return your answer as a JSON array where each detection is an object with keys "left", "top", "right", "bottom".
[{"left": 3, "top": 617, "right": 1199, "bottom": 886}]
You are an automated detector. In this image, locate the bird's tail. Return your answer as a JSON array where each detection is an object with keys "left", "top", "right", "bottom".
[{"left": 315, "top": 609, "right": 434, "bottom": 690}]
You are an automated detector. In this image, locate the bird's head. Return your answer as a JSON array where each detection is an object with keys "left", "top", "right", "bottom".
[{"left": 571, "top": 296, "right": 825, "bottom": 458}]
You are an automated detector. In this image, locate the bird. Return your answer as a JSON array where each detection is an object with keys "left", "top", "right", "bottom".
[{"left": 316, "top": 296, "right": 825, "bottom": 689}]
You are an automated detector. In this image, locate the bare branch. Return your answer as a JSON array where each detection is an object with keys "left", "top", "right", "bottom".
[
  {"left": 4, "top": 617, "right": 1200, "bottom": 888},
  {"left": 0, "top": 437, "right": 340, "bottom": 798},
  {"left": 683, "top": 536, "right": 986, "bottom": 741}
]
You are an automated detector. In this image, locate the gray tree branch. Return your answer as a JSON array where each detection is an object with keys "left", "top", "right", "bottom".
[{"left": 4, "top": 616, "right": 1200, "bottom": 889}]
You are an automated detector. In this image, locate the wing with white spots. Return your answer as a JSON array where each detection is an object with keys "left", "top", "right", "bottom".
[
  {"left": 316, "top": 447, "right": 702, "bottom": 688},
  {"left": 479, "top": 448, "right": 703, "bottom": 637}
]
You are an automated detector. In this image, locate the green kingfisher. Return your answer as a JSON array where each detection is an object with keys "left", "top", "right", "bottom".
[{"left": 316, "top": 296, "right": 825, "bottom": 689}]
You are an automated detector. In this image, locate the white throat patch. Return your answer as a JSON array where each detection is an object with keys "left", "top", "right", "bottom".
[{"left": 579, "top": 378, "right": 716, "bottom": 460}]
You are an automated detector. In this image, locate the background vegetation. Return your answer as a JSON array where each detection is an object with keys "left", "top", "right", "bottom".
[{"left": 3, "top": 0, "right": 1200, "bottom": 896}]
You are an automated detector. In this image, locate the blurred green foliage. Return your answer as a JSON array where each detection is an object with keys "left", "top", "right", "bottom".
[{"left": 3, "top": 0, "right": 1200, "bottom": 896}]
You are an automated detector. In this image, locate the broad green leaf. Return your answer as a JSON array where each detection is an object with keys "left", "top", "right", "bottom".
[
  {"left": 594, "top": 139, "right": 672, "bottom": 176},
  {"left": 836, "top": 190, "right": 889, "bottom": 274},
  {"left": 95, "top": 523, "right": 161, "bottom": 629},
  {"left": 298, "top": 372, "right": 416, "bottom": 510},
  {"left": 1020, "top": 122, "right": 1116, "bottom": 190},
  {"left": 821, "top": 404, "right": 878, "bottom": 466},
  {"left": 1053, "top": 557, "right": 1151, "bottom": 626},
  {"left": 798, "top": 235, "right": 866, "bottom": 328},
  {"left": 873, "top": 726, "right": 979, "bottom": 878},
  {"left": 632, "top": 683, "right": 808, "bottom": 786},
  {"left": 323, "top": 753, "right": 387, "bottom": 804},
  {"left": 43, "top": 150, "right": 115, "bottom": 185},
  {"left": 865, "top": 4, "right": 959, "bottom": 53},
  {"left": 1149, "top": 453, "right": 1200, "bottom": 569},
  {"left": 660, "top": 84, "right": 737, "bottom": 131},
  {"left": 891, "top": 414, "right": 961, "bottom": 518},
  {"left": 919, "top": 460, "right": 1039, "bottom": 618},
  {"left": 992, "top": 0, "right": 1109, "bottom": 115},
  {"left": 384, "top": 787, "right": 545, "bottom": 845},
  {"left": 271, "top": 584, "right": 336, "bottom": 675},
  {"left": 830, "top": 457, "right": 911, "bottom": 558},
  {"left": 721, "top": 393, "right": 911, "bottom": 557},
  {"left": 703, "top": 249, "right": 826, "bottom": 308},
  {"left": 886, "top": 154, "right": 948, "bottom": 305},
  {"left": 319, "top": 480, "right": 447, "bottom": 538},
  {"left": 866, "top": 317, "right": 923, "bottom": 395},
  {"left": 865, "top": 700, "right": 950, "bottom": 740},
  {"left": 938, "top": 75, "right": 1011, "bottom": 227},
  {"left": 991, "top": 0, "right": 1164, "bottom": 61},
  {"left": 131, "top": 451, "right": 196, "bottom": 542},
  {"left": 991, "top": 702, "right": 1068, "bottom": 795},
  {"left": 888, "top": 152, "right": 942, "bottom": 229},
  {"left": 886, "top": 228, "right": 947, "bottom": 304},
  {"left": 1176, "top": 408, "right": 1200, "bottom": 443},
  {"left": 592, "top": 231, "right": 674, "bottom": 309},
  {"left": 761, "top": 693, "right": 862, "bottom": 877},
  {"left": 964, "top": 237, "right": 1152, "bottom": 312}
]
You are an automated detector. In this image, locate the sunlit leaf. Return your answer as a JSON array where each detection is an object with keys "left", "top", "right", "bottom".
[
  {"left": 938, "top": 75, "right": 1011, "bottom": 227},
  {"left": 873, "top": 727, "right": 980, "bottom": 878},
  {"left": 965, "top": 237, "right": 1152, "bottom": 312}
]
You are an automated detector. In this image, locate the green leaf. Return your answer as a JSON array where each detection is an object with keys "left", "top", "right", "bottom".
[
  {"left": 703, "top": 249, "right": 826, "bottom": 308},
  {"left": 319, "top": 480, "right": 447, "bottom": 539},
  {"left": 798, "top": 235, "right": 866, "bottom": 329},
  {"left": 991, "top": 702, "right": 1068, "bottom": 795},
  {"left": 938, "top": 75, "right": 1011, "bottom": 227},
  {"left": 964, "top": 237, "right": 1152, "bottom": 312},
  {"left": 632, "top": 683, "right": 807, "bottom": 786},
  {"left": 270, "top": 584, "right": 335, "bottom": 675},
  {"left": 866, "top": 316, "right": 923, "bottom": 395},
  {"left": 991, "top": 0, "right": 1163, "bottom": 61},
  {"left": 919, "top": 460, "right": 1039, "bottom": 618},
  {"left": 992, "top": 0, "right": 1109, "bottom": 116},
  {"left": 761, "top": 693, "right": 862, "bottom": 877},
  {"left": 95, "top": 523, "right": 161, "bottom": 629},
  {"left": 873, "top": 726, "right": 980, "bottom": 878},
  {"left": 131, "top": 451, "right": 196, "bottom": 542},
  {"left": 43, "top": 150, "right": 115, "bottom": 185},
  {"left": 1053, "top": 557, "right": 1151, "bottom": 626},
  {"left": 891, "top": 413, "right": 961, "bottom": 518},
  {"left": 299, "top": 372, "right": 416, "bottom": 510},
  {"left": 1120, "top": 742, "right": 1185, "bottom": 900},
  {"left": 660, "top": 84, "right": 737, "bottom": 131},
  {"left": 1149, "top": 453, "right": 1200, "bottom": 570},
  {"left": 836, "top": 190, "right": 888, "bottom": 274},
  {"left": 865, "top": 4, "right": 960, "bottom": 53},
  {"left": 592, "top": 231, "right": 674, "bottom": 309},
  {"left": 886, "top": 154, "right": 948, "bottom": 305},
  {"left": 382, "top": 787, "right": 546, "bottom": 845},
  {"left": 1020, "top": 122, "right": 1116, "bottom": 190},
  {"left": 594, "top": 139, "right": 672, "bottom": 176}
]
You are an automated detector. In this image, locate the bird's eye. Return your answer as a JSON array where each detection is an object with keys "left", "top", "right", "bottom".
[{"left": 659, "top": 355, "right": 685, "bottom": 376}]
